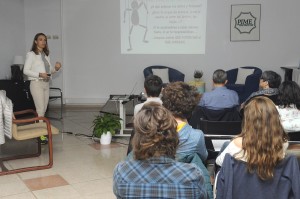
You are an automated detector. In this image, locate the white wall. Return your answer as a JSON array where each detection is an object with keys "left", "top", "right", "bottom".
[
  {"left": 62, "top": 0, "right": 300, "bottom": 104},
  {"left": 1, "top": 1, "right": 300, "bottom": 105},
  {"left": 0, "top": 0, "right": 26, "bottom": 79}
]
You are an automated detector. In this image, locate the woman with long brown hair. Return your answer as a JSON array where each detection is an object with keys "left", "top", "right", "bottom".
[
  {"left": 23, "top": 33, "right": 61, "bottom": 143},
  {"left": 216, "top": 96, "right": 289, "bottom": 175},
  {"left": 215, "top": 97, "right": 300, "bottom": 199}
]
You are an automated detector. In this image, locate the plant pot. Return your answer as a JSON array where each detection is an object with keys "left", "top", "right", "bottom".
[{"left": 100, "top": 131, "right": 112, "bottom": 145}]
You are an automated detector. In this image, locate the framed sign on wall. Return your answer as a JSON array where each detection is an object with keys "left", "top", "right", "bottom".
[{"left": 230, "top": 4, "right": 261, "bottom": 41}]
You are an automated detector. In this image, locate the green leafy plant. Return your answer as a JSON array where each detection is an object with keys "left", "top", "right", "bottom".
[
  {"left": 92, "top": 113, "right": 122, "bottom": 138},
  {"left": 194, "top": 70, "right": 203, "bottom": 79}
]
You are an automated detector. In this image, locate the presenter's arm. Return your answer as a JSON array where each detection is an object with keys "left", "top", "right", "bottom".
[
  {"left": 23, "top": 52, "right": 39, "bottom": 78},
  {"left": 48, "top": 54, "right": 61, "bottom": 73}
]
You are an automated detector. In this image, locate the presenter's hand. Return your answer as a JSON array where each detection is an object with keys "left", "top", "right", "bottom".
[
  {"left": 39, "top": 73, "right": 49, "bottom": 79},
  {"left": 55, "top": 62, "right": 62, "bottom": 71}
]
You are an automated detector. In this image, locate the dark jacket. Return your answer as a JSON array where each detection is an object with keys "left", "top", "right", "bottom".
[{"left": 216, "top": 154, "right": 300, "bottom": 199}]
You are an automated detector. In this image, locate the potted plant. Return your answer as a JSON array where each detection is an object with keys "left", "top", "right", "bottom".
[
  {"left": 92, "top": 113, "right": 122, "bottom": 145},
  {"left": 194, "top": 70, "right": 203, "bottom": 81}
]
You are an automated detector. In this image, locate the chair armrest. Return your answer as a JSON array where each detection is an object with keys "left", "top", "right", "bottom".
[
  {"left": 14, "top": 109, "right": 38, "bottom": 117},
  {"left": 50, "top": 87, "right": 62, "bottom": 97},
  {"left": 13, "top": 116, "right": 50, "bottom": 125},
  {"left": 50, "top": 87, "right": 62, "bottom": 99},
  {"left": 50, "top": 87, "right": 62, "bottom": 92}
]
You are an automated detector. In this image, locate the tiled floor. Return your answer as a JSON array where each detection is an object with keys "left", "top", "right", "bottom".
[{"left": 0, "top": 107, "right": 129, "bottom": 199}]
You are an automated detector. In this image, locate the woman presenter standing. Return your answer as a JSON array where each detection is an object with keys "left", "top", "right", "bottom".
[{"left": 23, "top": 33, "right": 61, "bottom": 144}]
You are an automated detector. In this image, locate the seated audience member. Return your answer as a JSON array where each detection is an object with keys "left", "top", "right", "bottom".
[
  {"left": 199, "top": 69, "right": 239, "bottom": 110},
  {"left": 161, "top": 82, "right": 208, "bottom": 162},
  {"left": 161, "top": 82, "right": 213, "bottom": 199},
  {"left": 113, "top": 103, "right": 208, "bottom": 198},
  {"left": 134, "top": 75, "right": 163, "bottom": 116},
  {"left": 276, "top": 81, "right": 300, "bottom": 132},
  {"left": 216, "top": 96, "right": 289, "bottom": 167},
  {"left": 242, "top": 70, "right": 281, "bottom": 106},
  {"left": 215, "top": 97, "right": 300, "bottom": 199},
  {"left": 162, "top": 82, "right": 213, "bottom": 198}
]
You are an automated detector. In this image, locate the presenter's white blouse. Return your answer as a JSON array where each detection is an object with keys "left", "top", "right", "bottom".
[{"left": 23, "top": 51, "right": 56, "bottom": 80}]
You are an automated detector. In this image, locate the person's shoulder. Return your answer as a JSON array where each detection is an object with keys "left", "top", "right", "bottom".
[
  {"left": 26, "top": 51, "right": 38, "bottom": 58},
  {"left": 27, "top": 51, "right": 35, "bottom": 55},
  {"left": 188, "top": 126, "right": 205, "bottom": 137},
  {"left": 115, "top": 159, "right": 140, "bottom": 171},
  {"left": 134, "top": 102, "right": 144, "bottom": 113},
  {"left": 174, "top": 160, "right": 203, "bottom": 175},
  {"left": 226, "top": 88, "right": 238, "bottom": 95},
  {"left": 231, "top": 137, "right": 242, "bottom": 146}
]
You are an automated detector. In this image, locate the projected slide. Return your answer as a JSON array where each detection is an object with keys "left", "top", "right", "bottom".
[{"left": 121, "top": 0, "right": 207, "bottom": 54}]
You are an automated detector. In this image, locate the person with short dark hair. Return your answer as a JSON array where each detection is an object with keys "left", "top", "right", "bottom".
[
  {"left": 276, "top": 81, "right": 300, "bottom": 132},
  {"left": 199, "top": 69, "right": 239, "bottom": 110},
  {"left": 134, "top": 75, "right": 163, "bottom": 115},
  {"left": 243, "top": 70, "right": 282, "bottom": 105},
  {"left": 113, "top": 102, "right": 208, "bottom": 198}
]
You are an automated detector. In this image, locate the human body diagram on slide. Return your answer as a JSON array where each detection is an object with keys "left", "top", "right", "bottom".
[{"left": 123, "top": 0, "right": 148, "bottom": 51}]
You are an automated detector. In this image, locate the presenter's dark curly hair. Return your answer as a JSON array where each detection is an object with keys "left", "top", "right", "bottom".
[
  {"left": 132, "top": 102, "right": 178, "bottom": 160},
  {"left": 161, "top": 82, "right": 200, "bottom": 119}
]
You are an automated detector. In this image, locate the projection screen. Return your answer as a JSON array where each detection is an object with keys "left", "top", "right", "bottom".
[{"left": 121, "top": 0, "right": 207, "bottom": 54}]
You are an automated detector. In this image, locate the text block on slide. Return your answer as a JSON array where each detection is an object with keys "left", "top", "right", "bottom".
[{"left": 121, "top": 0, "right": 207, "bottom": 54}]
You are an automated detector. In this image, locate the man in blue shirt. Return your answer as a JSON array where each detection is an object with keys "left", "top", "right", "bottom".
[
  {"left": 113, "top": 102, "right": 208, "bottom": 199},
  {"left": 199, "top": 69, "right": 239, "bottom": 110}
]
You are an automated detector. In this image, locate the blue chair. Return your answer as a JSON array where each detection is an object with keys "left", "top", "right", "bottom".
[
  {"left": 143, "top": 65, "right": 185, "bottom": 83},
  {"left": 226, "top": 66, "right": 262, "bottom": 103}
]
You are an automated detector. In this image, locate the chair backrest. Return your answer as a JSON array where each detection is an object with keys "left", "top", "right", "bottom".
[
  {"left": 226, "top": 66, "right": 262, "bottom": 103},
  {"left": 198, "top": 119, "right": 242, "bottom": 160},
  {"left": 216, "top": 154, "right": 300, "bottom": 199},
  {"left": 189, "top": 106, "right": 241, "bottom": 129},
  {"left": 288, "top": 131, "right": 300, "bottom": 142},
  {"left": 226, "top": 66, "right": 262, "bottom": 84},
  {"left": 143, "top": 65, "right": 185, "bottom": 83}
]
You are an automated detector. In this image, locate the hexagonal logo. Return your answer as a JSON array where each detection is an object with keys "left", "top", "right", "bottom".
[{"left": 234, "top": 12, "right": 256, "bottom": 34}]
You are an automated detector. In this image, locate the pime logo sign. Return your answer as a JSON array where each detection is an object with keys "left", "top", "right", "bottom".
[{"left": 234, "top": 12, "right": 256, "bottom": 34}]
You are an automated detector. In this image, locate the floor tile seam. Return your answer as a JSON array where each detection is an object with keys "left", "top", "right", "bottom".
[
  {"left": 0, "top": 191, "right": 35, "bottom": 198},
  {"left": 57, "top": 176, "right": 107, "bottom": 187},
  {"left": 0, "top": 174, "right": 27, "bottom": 185},
  {"left": 69, "top": 180, "right": 114, "bottom": 196},
  {"left": 69, "top": 177, "right": 112, "bottom": 186}
]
